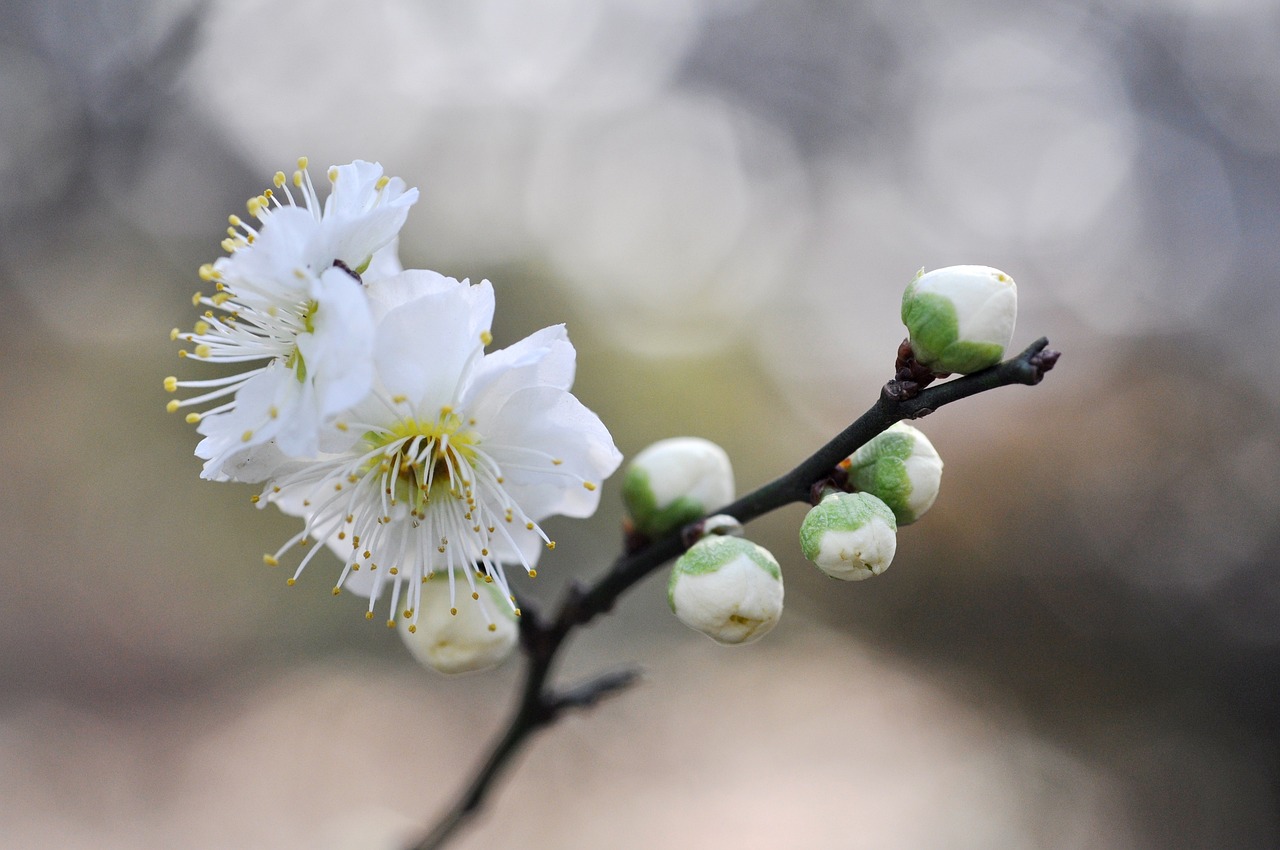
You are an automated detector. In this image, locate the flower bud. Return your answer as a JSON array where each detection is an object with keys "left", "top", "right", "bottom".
[
  {"left": 843, "top": 422, "right": 943, "bottom": 525},
  {"left": 623, "top": 437, "right": 734, "bottom": 538},
  {"left": 398, "top": 577, "right": 518, "bottom": 675},
  {"left": 799, "top": 492, "right": 897, "bottom": 580},
  {"left": 901, "top": 265, "right": 1017, "bottom": 374},
  {"left": 668, "top": 535, "right": 783, "bottom": 645}
]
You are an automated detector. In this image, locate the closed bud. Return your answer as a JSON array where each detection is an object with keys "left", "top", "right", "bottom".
[
  {"left": 623, "top": 437, "right": 734, "bottom": 539},
  {"left": 799, "top": 492, "right": 897, "bottom": 580},
  {"left": 398, "top": 577, "right": 518, "bottom": 675},
  {"left": 901, "top": 265, "right": 1017, "bottom": 374},
  {"left": 843, "top": 422, "right": 943, "bottom": 525},
  {"left": 668, "top": 535, "right": 783, "bottom": 645}
]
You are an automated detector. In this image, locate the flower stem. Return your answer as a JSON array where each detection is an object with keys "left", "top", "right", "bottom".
[{"left": 409, "top": 337, "right": 1059, "bottom": 850}]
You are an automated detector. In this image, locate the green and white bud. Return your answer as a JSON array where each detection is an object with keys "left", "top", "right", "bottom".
[
  {"left": 668, "top": 535, "right": 783, "bottom": 645},
  {"left": 623, "top": 437, "right": 734, "bottom": 538},
  {"left": 799, "top": 492, "right": 897, "bottom": 581},
  {"left": 901, "top": 265, "right": 1017, "bottom": 374},
  {"left": 843, "top": 422, "right": 943, "bottom": 525},
  {"left": 397, "top": 576, "right": 518, "bottom": 675}
]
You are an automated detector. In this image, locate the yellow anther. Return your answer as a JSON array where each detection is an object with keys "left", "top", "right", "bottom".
[
  {"left": 525, "top": 522, "right": 534, "bottom": 530},
  {"left": 191, "top": 291, "right": 203, "bottom": 306},
  {"left": 292, "top": 171, "right": 303, "bottom": 187},
  {"left": 268, "top": 405, "right": 279, "bottom": 419},
  {"left": 337, "top": 531, "right": 345, "bottom": 540},
  {"left": 250, "top": 495, "right": 260, "bottom": 504},
  {"left": 274, "top": 171, "right": 286, "bottom": 187},
  {"left": 185, "top": 412, "right": 201, "bottom": 424},
  {"left": 240, "top": 430, "right": 253, "bottom": 443},
  {"left": 375, "top": 175, "right": 389, "bottom": 190},
  {"left": 450, "top": 607, "right": 458, "bottom": 616},
  {"left": 163, "top": 376, "right": 178, "bottom": 392},
  {"left": 440, "top": 405, "right": 453, "bottom": 415},
  {"left": 471, "top": 592, "right": 479, "bottom": 600},
  {"left": 166, "top": 399, "right": 180, "bottom": 413},
  {"left": 546, "top": 541, "right": 557, "bottom": 550},
  {"left": 169, "top": 327, "right": 180, "bottom": 341},
  {"left": 389, "top": 567, "right": 399, "bottom": 575},
  {"left": 365, "top": 611, "right": 374, "bottom": 620},
  {"left": 263, "top": 554, "right": 279, "bottom": 566},
  {"left": 195, "top": 344, "right": 211, "bottom": 358},
  {"left": 297, "top": 156, "right": 309, "bottom": 170},
  {"left": 403, "top": 609, "right": 413, "bottom": 618},
  {"left": 212, "top": 292, "right": 232, "bottom": 306},
  {"left": 488, "top": 623, "right": 497, "bottom": 632},
  {"left": 385, "top": 619, "right": 395, "bottom": 629},
  {"left": 392, "top": 394, "right": 407, "bottom": 404},
  {"left": 328, "top": 166, "right": 339, "bottom": 183},
  {"left": 178, "top": 350, "right": 188, "bottom": 358},
  {"left": 528, "top": 569, "right": 538, "bottom": 578},
  {"left": 221, "top": 238, "right": 236, "bottom": 253},
  {"left": 408, "top": 624, "right": 417, "bottom": 633},
  {"left": 335, "top": 422, "right": 348, "bottom": 432},
  {"left": 198, "top": 264, "right": 216, "bottom": 281},
  {"left": 228, "top": 214, "right": 242, "bottom": 227},
  {"left": 480, "top": 330, "right": 493, "bottom": 346},
  {"left": 583, "top": 481, "right": 597, "bottom": 491},
  {"left": 286, "top": 578, "right": 296, "bottom": 586},
  {"left": 332, "top": 587, "right": 342, "bottom": 596},
  {"left": 193, "top": 321, "right": 210, "bottom": 336},
  {"left": 246, "top": 197, "right": 261, "bottom": 217}
]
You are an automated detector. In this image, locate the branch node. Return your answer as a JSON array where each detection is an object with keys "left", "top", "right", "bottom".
[{"left": 547, "top": 667, "right": 642, "bottom": 715}]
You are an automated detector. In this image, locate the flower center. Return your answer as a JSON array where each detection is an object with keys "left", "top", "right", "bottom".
[{"left": 364, "top": 408, "right": 482, "bottom": 511}]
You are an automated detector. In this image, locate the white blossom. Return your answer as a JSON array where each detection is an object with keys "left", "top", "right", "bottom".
[
  {"left": 166, "top": 159, "right": 418, "bottom": 481},
  {"left": 259, "top": 273, "right": 622, "bottom": 627}
]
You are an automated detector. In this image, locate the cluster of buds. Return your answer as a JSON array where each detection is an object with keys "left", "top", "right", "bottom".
[{"left": 627, "top": 265, "right": 1018, "bottom": 646}]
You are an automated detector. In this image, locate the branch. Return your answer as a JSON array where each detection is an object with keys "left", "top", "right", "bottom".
[{"left": 409, "top": 337, "right": 1059, "bottom": 850}]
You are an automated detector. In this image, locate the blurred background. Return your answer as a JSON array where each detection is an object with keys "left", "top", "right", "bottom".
[{"left": 2, "top": 0, "right": 1278, "bottom": 846}]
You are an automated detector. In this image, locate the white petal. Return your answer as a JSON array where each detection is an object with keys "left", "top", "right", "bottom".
[
  {"left": 462, "top": 324, "right": 576, "bottom": 420},
  {"left": 482, "top": 385, "right": 623, "bottom": 520},
  {"left": 300, "top": 267, "right": 376, "bottom": 418},
  {"left": 374, "top": 282, "right": 492, "bottom": 410}
]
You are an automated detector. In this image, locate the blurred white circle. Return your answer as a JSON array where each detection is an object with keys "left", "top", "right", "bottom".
[{"left": 525, "top": 93, "right": 810, "bottom": 356}]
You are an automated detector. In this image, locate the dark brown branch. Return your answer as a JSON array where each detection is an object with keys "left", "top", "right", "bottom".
[{"left": 410, "top": 337, "right": 1058, "bottom": 850}]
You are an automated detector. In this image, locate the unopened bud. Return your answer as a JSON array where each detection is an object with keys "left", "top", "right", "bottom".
[
  {"left": 843, "top": 422, "right": 943, "bottom": 525},
  {"left": 668, "top": 536, "right": 783, "bottom": 645},
  {"left": 800, "top": 492, "right": 897, "bottom": 580},
  {"left": 623, "top": 437, "right": 734, "bottom": 538},
  {"left": 901, "top": 265, "right": 1017, "bottom": 374},
  {"left": 398, "top": 578, "right": 518, "bottom": 674}
]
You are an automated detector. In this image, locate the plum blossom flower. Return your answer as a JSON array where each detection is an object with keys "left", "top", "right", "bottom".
[
  {"left": 165, "top": 159, "right": 418, "bottom": 481},
  {"left": 258, "top": 272, "right": 623, "bottom": 628}
]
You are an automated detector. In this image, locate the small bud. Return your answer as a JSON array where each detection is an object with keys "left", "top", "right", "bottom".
[
  {"left": 668, "top": 536, "right": 783, "bottom": 645},
  {"left": 799, "top": 492, "right": 897, "bottom": 580},
  {"left": 901, "top": 265, "right": 1017, "bottom": 374},
  {"left": 398, "top": 578, "right": 518, "bottom": 675},
  {"left": 623, "top": 437, "right": 734, "bottom": 538},
  {"left": 843, "top": 422, "right": 943, "bottom": 525}
]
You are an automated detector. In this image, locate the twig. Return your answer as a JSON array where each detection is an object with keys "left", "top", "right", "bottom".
[{"left": 409, "top": 337, "right": 1059, "bottom": 850}]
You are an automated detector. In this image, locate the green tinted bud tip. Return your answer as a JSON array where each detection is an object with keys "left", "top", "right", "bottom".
[
  {"left": 901, "top": 265, "right": 1017, "bottom": 375},
  {"left": 668, "top": 535, "right": 783, "bottom": 645},
  {"left": 623, "top": 437, "right": 734, "bottom": 539},
  {"left": 842, "top": 422, "right": 943, "bottom": 525},
  {"left": 799, "top": 492, "right": 897, "bottom": 581}
]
